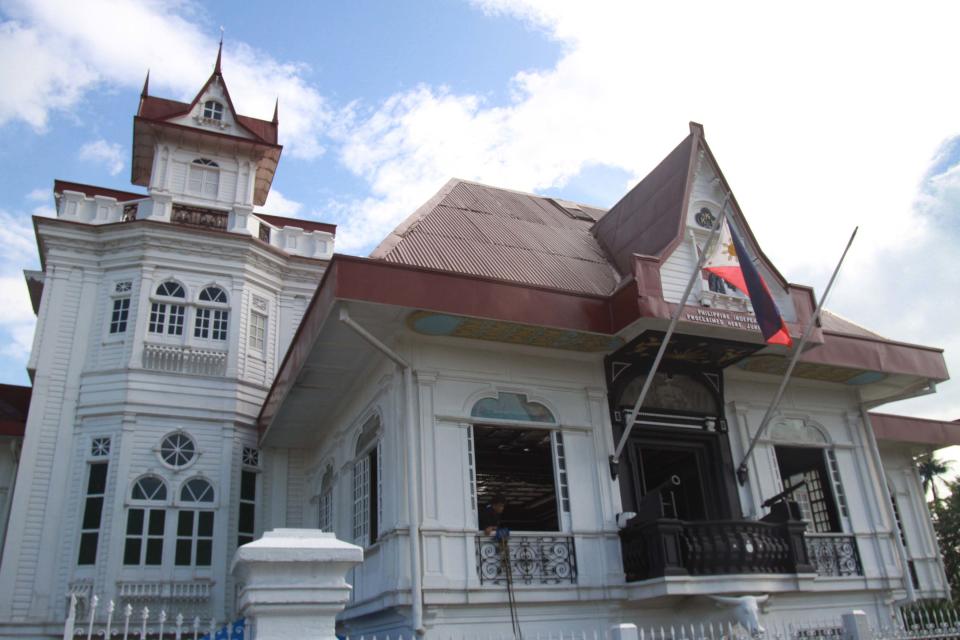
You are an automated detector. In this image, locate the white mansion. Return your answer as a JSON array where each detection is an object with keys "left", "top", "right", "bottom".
[{"left": 0, "top": 50, "right": 956, "bottom": 638}]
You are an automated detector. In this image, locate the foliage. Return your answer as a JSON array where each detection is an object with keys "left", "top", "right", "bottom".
[
  {"left": 917, "top": 454, "right": 952, "bottom": 504},
  {"left": 932, "top": 480, "right": 960, "bottom": 605}
]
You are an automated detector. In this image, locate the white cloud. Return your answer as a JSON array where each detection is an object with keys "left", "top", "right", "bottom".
[
  {"left": 255, "top": 189, "right": 303, "bottom": 217},
  {"left": 0, "top": 0, "right": 334, "bottom": 158},
  {"left": 78, "top": 139, "right": 125, "bottom": 176},
  {"left": 325, "top": 1, "right": 960, "bottom": 425},
  {"left": 25, "top": 187, "right": 49, "bottom": 202}
]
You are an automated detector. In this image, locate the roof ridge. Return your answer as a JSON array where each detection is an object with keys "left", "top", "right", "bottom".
[{"left": 448, "top": 177, "right": 607, "bottom": 212}]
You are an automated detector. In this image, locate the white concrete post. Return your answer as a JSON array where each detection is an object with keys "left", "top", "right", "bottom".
[
  {"left": 231, "top": 528, "right": 363, "bottom": 640},
  {"left": 842, "top": 610, "right": 873, "bottom": 640},
  {"left": 610, "top": 623, "right": 639, "bottom": 640}
]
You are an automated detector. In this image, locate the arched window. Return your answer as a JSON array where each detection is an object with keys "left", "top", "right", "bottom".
[
  {"left": 159, "top": 432, "right": 197, "bottom": 469},
  {"left": 203, "top": 100, "right": 224, "bottom": 121},
  {"left": 149, "top": 281, "right": 186, "bottom": 336},
  {"left": 124, "top": 475, "right": 168, "bottom": 566},
  {"left": 353, "top": 416, "right": 381, "bottom": 546},
  {"left": 770, "top": 418, "right": 848, "bottom": 533},
  {"left": 195, "top": 286, "right": 229, "bottom": 341},
  {"left": 188, "top": 158, "right": 219, "bottom": 198},
  {"left": 180, "top": 477, "right": 214, "bottom": 503},
  {"left": 469, "top": 393, "right": 569, "bottom": 532},
  {"left": 177, "top": 477, "right": 214, "bottom": 566}
]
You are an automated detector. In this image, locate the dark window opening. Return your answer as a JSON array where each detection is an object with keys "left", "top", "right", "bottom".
[
  {"left": 124, "top": 508, "right": 165, "bottom": 565},
  {"left": 369, "top": 449, "right": 379, "bottom": 545},
  {"left": 775, "top": 446, "right": 841, "bottom": 533},
  {"left": 629, "top": 444, "right": 707, "bottom": 520},
  {"left": 238, "top": 470, "right": 257, "bottom": 547},
  {"left": 78, "top": 462, "right": 109, "bottom": 565},
  {"left": 474, "top": 425, "right": 558, "bottom": 532}
]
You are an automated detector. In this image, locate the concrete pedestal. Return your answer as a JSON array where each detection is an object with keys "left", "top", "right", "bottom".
[{"left": 231, "top": 528, "right": 363, "bottom": 640}]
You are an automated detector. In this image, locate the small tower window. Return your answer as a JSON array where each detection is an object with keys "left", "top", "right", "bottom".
[
  {"left": 203, "top": 100, "right": 224, "bottom": 121},
  {"left": 189, "top": 159, "right": 220, "bottom": 199}
]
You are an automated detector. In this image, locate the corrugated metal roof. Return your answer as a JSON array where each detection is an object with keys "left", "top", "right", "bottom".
[{"left": 371, "top": 179, "right": 620, "bottom": 295}]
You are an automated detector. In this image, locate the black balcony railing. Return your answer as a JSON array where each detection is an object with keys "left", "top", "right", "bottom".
[
  {"left": 620, "top": 518, "right": 814, "bottom": 582},
  {"left": 804, "top": 534, "right": 863, "bottom": 577},
  {"left": 476, "top": 534, "right": 577, "bottom": 585},
  {"left": 171, "top": 204, "right": 228, "bottom": 231}
]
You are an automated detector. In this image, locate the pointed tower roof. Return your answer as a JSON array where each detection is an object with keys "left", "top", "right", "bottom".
[
  {"left": 593, "top": 122, "right": 789, "bottom": 288},
  {"left": 131, "top": 44, "right": 282, "bottom": 205}
]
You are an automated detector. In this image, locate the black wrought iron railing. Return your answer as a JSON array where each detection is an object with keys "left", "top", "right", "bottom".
[
  {"left": 804, "top": 534, "right": 863, "bottom": 577},
  {"left": 171, "top": 204, "right": 228, "bottom": 231},
  {"left": 476, "top": 534, "right": 577, "bottom": 585},
  {"left": 619, "top": 518, "right": 813, "bottom": 581}
]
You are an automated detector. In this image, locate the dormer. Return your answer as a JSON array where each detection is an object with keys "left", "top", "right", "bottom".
[{"left": 131, "top": 43, "right": 281, "bottom": 207}]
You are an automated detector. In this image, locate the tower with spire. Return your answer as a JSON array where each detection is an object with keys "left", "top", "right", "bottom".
[{"left": 0, "top": 47, "right": 336, "bottom": 634}]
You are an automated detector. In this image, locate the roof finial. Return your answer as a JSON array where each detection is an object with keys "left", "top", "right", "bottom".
[
  {"left": 214, "top": 27, "right": 224, "bottom": 74},
  {"left": 272, "top": 98, "right": 279, "bottom": 124},
  {"left": 141, "top": 70, "right": 150, "bottom": 98}
]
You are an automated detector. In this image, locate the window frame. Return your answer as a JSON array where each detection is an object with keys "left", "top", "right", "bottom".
[
  {"left": 77, "top": 460, "right": 109, "bottom": 566},
  {"left": 188, "top": 158, "right": 220, "bottom": 199},
  {"left": 123, "top": 475, "right": 170, "bottom": 567},
  {"left": 148, "top": 280, "right": 187, "bottom": 337},
  {"left": 194, "top": 286, "right": 230, "bottom": 341},
  {"left": 202, "top": 100, "right": 224, "bottom": 121},
  {"left": 238, "top": 446, "right": 260, "bottom": 548},
  {"left": 352, "top": 416, "right": 382, "bottom": 547},
  {"left": 174, "top": 477, "right": 216, "bottom": 567}
]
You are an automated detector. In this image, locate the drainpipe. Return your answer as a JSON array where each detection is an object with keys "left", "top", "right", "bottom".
[
  {"left": 858, "top": 383, "right": 936, "bottom": 606},
  {"left": 339, "top": 308, "right": 425, "bottom": 635}
]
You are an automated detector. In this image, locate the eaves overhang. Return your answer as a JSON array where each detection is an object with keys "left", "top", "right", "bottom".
[
  {"left": 257, "top": 254, "right": 951, "bottom": 439},
  {"left": 870, "top": 413, "right": 960, "bottom": 448},
  {"left": 131, "top": 116, "right": 282, "bottom": 206}
]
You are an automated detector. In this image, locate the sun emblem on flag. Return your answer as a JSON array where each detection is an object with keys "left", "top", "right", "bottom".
[{"left": 725, "top": 242, "right": 737, "bottom": 258}]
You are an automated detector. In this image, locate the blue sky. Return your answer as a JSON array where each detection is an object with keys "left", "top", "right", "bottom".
[{"left": 1, "top": 1, "right": 959, "bottom": 443}]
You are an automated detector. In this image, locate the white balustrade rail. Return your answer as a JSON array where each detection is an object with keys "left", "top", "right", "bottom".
[
  {"left": 63, "top": 595, "right": 242, "bottom": 640},
  {"left": 142, "top": 343, "right": 227, "bottom": 376}
]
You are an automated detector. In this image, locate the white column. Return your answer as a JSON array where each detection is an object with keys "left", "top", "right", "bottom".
[{"left": 231, "top": 529, "right": 362, "bottom": 640}]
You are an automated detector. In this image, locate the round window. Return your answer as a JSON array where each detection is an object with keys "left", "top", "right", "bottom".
[{"left": 159, "top": 432, "right": 197, "bottom": 468}]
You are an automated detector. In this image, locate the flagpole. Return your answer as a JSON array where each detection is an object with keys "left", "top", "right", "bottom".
[
  {"left": 735, "top": 226, "right": 858, "bottom": 485},
  {"left": 609, "top": 192, "right": 731, "bottom": 480}
]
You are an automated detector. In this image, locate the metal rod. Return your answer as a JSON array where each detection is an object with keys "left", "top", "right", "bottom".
[
  {"left": 736, "top": 226, "right": 858, "bottom": 485},
  {"left": 609, "top": 193, "right": 731, "bottom": 478}
]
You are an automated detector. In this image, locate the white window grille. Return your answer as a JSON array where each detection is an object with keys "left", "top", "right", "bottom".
[
  {"left": 238, "top": 469, "right": 257, "bottom": 547},
  {"left": 109, "top": 298, "right": 130, "bottom": 334},
  {"left": 90, "top": 437, "right": 111, "bottom": 457},
  {"left": 176, "top": 478, "right": 214, "bottom": 567},
  {"left": 353, "top": 455, "right": 370, "bottom": 544},
  {"left": 318, "top": 490, "right": 333, "bottom": 532},
  {"left": 553, "top": 431, "right": 571, "bottom": 513},
  {"left": 124, "top": 475, "right": 167, "bottom": 566},
  {"left": 159, "top": 432, "right": 197, "bottom": 469},
  {"left": 249, "top": 311, "right": 267, "bottom": 352},
  {"left": 202, "top": 100, "right": 224, "bottom": 121},
  {"left": 149, "top": 281, "right": 186, "bottom": 335},
  {"left": 77, "top": 461, "right": 108, "bottom": 565},
  {"left": 188, "top": 159, "right": 220, "bottom": 198}
]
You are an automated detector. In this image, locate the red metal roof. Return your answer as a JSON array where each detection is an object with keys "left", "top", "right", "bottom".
[
  {"left": 0, "top": 383, "right": 30, "bottom": 437},
  {"left": 54, "top": 180, "right": 145, "bottom": 202},
  {"left": 370, "top": 179, "right": 621, "bottom": 295},
  {"left": 256, "top": 214, "right": 337, "bottom": 236},
  {"left": 871, "top": 413, "right": 960, "bottom": 447}
]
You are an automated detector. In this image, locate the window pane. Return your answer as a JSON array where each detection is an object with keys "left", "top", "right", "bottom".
[
  {"left": 238, "top": 535, "right": 253, "bottom": 547},
  {"left": 123, "top": 538, "right": 141, "bottom": 565},
  {"left": 145, "top": 539, "right": 163, "bottom": 565},
  {"left": 88, "top": 463, "right": 108, "bottom": 494},
  {"left": 239, "top": 503, "right": 255, "bottom": 532},
  {"left": 82, "top": 497, "right": 104, "bottom": 529},
  {"left": 198, "top": 511, "right": 214, "bottom": 536},
  {"left": 78, "top": 533, "right": 99, "bottom": 565},
  {"left": 175, "top": 539, "right": 192, "bottom": 566},
  {"left": 196, "top": 540, "right": 212, "bottom": 566},
  {"left": 240, "top": 471, "right": 256, "bottom": 500},
  {"left": 177, "top": 510, "right": 193, "bottom": 536},
  {"left": 148, "top": 509, "right": 165, "bottom": 535},
  {"left": 126, "top": 509, "right": 144, "bottom": 535}
]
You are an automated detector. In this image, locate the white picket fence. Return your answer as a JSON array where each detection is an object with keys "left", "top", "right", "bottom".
[
  {"left": 63, "top": 594, "right": 960, "bottom": 640},
  {"left": 63, "top": 595, "right": 242, "bottom": 640}
]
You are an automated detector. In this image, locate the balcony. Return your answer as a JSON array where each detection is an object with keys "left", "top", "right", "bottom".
[
  {"left": 620, "top": 518, "right": 864, "bottom": 582},
  {"left": 142, "top": 343, "right": 227, "bottom": 376},
  {"left": 476, "top": 534, "right": 577, "bottom": 585}
]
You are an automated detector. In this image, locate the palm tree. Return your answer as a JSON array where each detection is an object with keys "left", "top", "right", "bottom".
[{"left": 916, "top": 454, "right": 952, "bottom": 504}]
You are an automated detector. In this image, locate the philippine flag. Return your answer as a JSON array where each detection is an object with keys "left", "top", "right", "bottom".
[{"left": 703, "top": 220, "right": 793, "bottom": 347}]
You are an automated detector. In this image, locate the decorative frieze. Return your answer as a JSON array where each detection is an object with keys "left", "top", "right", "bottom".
[
  {"left": 170, "top": 204, "right": 228, "bottom": 231},
  {"left": 142, "top": 342, "right": 227, "bottom": 377}
]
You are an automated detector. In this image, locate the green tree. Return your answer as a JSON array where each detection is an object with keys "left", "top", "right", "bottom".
[
  {"left": 933, "top": 480, "right": 960, "bottom": 604},
  {"left": 917, "top": 454, "right": 952, "bottom": 504}
]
